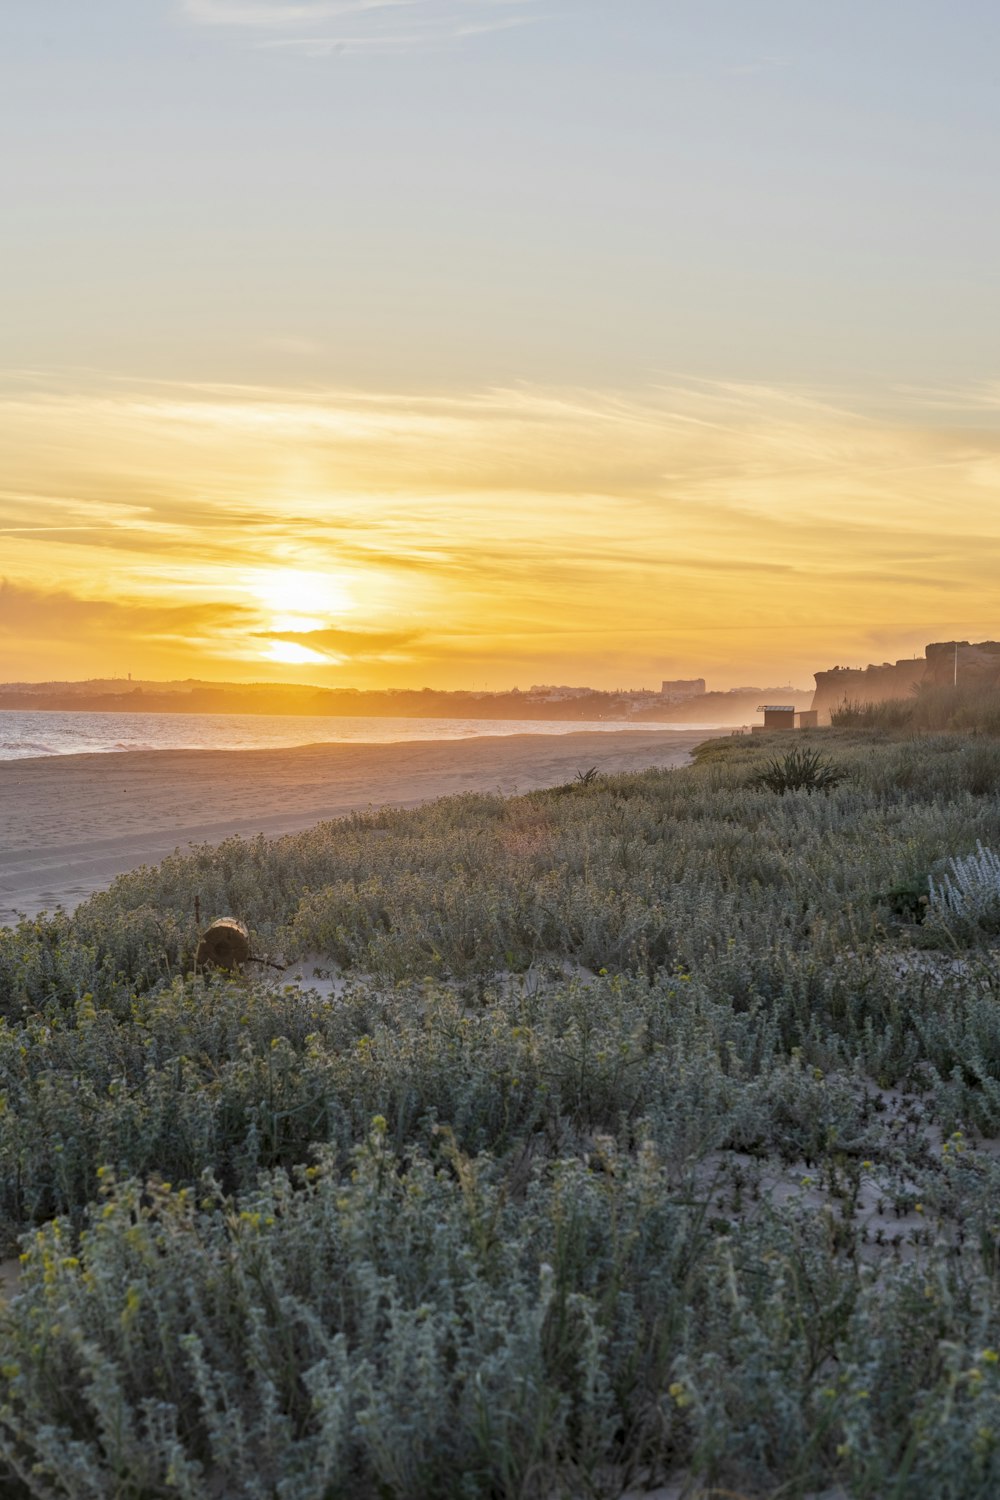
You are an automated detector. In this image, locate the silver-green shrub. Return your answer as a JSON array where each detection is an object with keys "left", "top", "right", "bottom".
[{"left": 930, "top": 840, "right": 1000, "bottom": 935}]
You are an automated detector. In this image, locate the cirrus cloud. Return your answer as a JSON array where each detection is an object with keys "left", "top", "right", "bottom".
[{"left": 179, "top": 0, "right": 544, "bottom": 53}]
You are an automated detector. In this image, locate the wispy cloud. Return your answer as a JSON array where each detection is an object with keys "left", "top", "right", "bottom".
[
  {"left": 0, "top": 580, "right": 253, "bottom": 656},
  {"left": 182, "top": 1, "right": 416, "bottom": 27},
  {"left": 254, "top": 624, "right": 422, "bottom": 650},
  {"left": 180, "top": 0, "right": 544, "bottom": 53}
]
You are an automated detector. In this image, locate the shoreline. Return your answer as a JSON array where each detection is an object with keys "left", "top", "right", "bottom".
[
  {"left": 0, "top": 709, "right": 734, "bottom": 762},
  {"left": 0, "top": 728, "right": 711, "bottom": 924}
]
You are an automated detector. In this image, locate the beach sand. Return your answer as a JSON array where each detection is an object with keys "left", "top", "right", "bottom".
[{"left": 0, "top": 728, "right": 709, "bottom": 924}]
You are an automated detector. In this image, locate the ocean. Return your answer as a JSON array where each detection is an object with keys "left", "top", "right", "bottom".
[{"left": 0, "top": 708, "right": 723, "bottom": 762}]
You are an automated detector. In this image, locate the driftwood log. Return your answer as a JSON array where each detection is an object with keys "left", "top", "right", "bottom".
[{"left": 195, "top": 918, "right": 251, "bottom": 971}]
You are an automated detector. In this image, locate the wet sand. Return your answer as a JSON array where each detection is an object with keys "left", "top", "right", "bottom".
[{"left": 0, "top": 729, "right": 709, "bottom": 923}]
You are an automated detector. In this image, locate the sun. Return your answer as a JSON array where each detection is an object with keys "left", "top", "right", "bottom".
[
  {"left": 264, "top": 640, "right": 333, "bottom": 666},
  {"left": 246, "top": 568, "right": 355, "bottom": 621},
  {"left": 242, "top": 568, "right": 356, "bottom": 666}
]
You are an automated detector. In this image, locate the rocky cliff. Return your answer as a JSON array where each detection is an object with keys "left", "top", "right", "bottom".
[
  {"left": 811, "top": 641, "right": 1000, "bottom": 722},
  {"left": 923, "top": 640, "right": 1000, "bottom": 687}
]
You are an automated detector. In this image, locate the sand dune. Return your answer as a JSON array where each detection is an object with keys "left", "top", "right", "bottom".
[{"left": 0, "top": 729, "right": 708, "bottom": 924}]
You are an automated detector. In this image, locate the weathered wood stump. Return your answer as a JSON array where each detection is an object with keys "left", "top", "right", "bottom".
[{"left": 195, "top": 918, "right": 250, "bottom": 971}]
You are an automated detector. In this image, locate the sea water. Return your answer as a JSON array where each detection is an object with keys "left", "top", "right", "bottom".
[{"left": 0, "top": 708, "right": 724, "bottom": 762}]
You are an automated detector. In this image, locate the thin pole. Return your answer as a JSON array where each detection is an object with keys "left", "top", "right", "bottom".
[{"left": 954, "top": 641, "right": 958, "bottom": 688}]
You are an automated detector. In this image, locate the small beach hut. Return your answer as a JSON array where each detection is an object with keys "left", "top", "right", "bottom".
[{"left": 756, "top": 704, "right": 796, "bottom": 731}]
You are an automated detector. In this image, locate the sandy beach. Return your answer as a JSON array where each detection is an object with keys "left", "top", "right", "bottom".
[{"left": 0, "top": 728, "right": 709, "bottom": 924}]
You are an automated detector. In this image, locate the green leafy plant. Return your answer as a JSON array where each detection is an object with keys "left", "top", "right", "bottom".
[
  {"left": 879, "top": 873, "right": 931, "bottom": 923},
  {"left": 753, "top": 745, "right": 847, "bottom": 794}
]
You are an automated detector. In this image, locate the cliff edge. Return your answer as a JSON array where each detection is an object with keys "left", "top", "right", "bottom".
[{"left": 811, "top": 641, "right": 1000, "bottom": 722}]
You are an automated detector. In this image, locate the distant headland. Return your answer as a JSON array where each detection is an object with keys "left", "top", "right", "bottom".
[
  {"left": 6, "top": 648, "right": 993, "bottom": 728},
  {"left": 0, "top": 677, "right": 813, "bottom": 726}
]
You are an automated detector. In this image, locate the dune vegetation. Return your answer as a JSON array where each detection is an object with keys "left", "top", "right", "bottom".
[
  {"left": 831, "top": 680, "right": 1000, "bottom": 736},
  {"left": 3, "top": 732, "right": 1000, "bottom": 1496}
]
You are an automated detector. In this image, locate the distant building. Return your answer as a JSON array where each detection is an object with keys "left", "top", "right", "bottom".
[{"left": 660, "top": 678, "right": 706, "bottom": 700}]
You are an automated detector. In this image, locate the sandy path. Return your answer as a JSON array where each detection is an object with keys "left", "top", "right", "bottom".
[{"left": 0, "top": 729, "right": 708, "bottom": 923}]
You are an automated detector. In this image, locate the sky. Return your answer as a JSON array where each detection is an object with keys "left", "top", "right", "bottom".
[{"left": 1, "top": 0, "right": 999, "bottom": 691}]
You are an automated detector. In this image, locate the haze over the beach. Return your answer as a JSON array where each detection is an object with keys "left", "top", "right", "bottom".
[{"left": 2, "top": 0, "right": 998, "bottom": 690}]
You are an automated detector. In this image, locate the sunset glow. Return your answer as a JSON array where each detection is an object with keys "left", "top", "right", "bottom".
[
  {"left": 1, "top": 3, "right": 998, "bottom": 691},
  {"left": 2, "top": 376, "right": 1000, "bottom": 689},
  {"left": 245, "top": 570, "right": 355, "bottom": 623}
]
